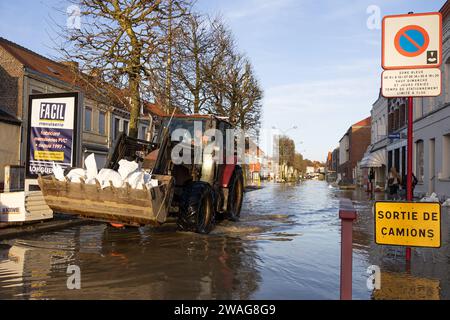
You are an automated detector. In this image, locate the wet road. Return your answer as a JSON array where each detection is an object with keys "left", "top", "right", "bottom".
[{"left": 0, "top": 181, "right": 449, "bottom": 299}]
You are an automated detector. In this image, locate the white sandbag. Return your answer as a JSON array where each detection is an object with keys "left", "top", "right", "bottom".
[
  {"left": 84, "top": 153, "right": 98, "bottom": 179},
  {"left": 118, "top": 159, "right": 139, "bottom": 180},
  {"left": 443, "top": 199, "right": 450, "bottom": 207},
  {"left": 85, "top": 177, "right": 97, "bottom": 185},
  {"left": 142, "top": 172, "right": 158, "bottom": 189},
  {"left": 96, "top": 169, "right": 124, "bottom": 189},
  {"left": 66, "top": 168, "right": 87, "bottom": 183},
  {"left": 125, "top": 171, "right": 145, "bottom": 189},
  {"left": 147, "top": 179, "right": 159, "bottom": 188},
  {"left": 143, "top": 172, "right": 152, "bottom": 184},
  {"left": 52, "top": 162, "right": 65, "bottom": 181},
  {"left": 420, "top": 192, "right": 440, "bottom": 202}
]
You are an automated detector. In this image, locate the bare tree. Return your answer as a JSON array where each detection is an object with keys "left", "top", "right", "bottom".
[
  {"left": 170, "top": 13, "right": 217, "bottom": 114},
  {"left": 56, "top": 0, "right": 191, "bottom": 138}
]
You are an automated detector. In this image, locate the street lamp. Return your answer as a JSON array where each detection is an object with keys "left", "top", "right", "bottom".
[{"left": 272, "top": 125, "right": 298, "bottom": 136}]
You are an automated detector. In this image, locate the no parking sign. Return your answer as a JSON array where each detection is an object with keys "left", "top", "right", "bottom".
[
  {"left": 381, "top": 12, "right": 442, "bottom": 97},
  {"left": 382, "top": 12, "right": 442, "bottom": 70}
]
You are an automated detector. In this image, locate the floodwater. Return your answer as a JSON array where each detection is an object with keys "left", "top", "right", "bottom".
[{"left": 0, "top": 180, "right": 449, "bottom": 300}]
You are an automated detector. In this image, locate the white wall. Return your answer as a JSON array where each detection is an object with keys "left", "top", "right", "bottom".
[{"left": 412, "top": 14, "right": 450, "bottom": 200}]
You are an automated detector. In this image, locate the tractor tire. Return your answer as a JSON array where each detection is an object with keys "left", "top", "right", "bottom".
[
  {"left": 226, "top": 167, "right": 244, "bottom": 221},
  {"left": 177, "top": 182, "right": 216, "bottom": 234}
]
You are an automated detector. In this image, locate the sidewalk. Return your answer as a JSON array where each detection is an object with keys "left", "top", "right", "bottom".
[{"left": 0, "top": 217, "right": 93, "bottom": 240}]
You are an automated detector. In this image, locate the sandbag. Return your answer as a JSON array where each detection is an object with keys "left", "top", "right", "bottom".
[
  {"left": 67, "top": 169, "right": 87, "bottom": 183},
  {"left": 52, "top": 162, "right": 65, "bottom": 182},
  {"left": 125, "top": 171, "right": 145, "bottom": 189},
  {"left": 84, "top": 153, "right": 98, "bottom": 179},
  {"left": 96, "top": 169, "right": 124, "bottom": 189},
  {"left": 118, "top": 159, "right": 139, "bottom": 180}
]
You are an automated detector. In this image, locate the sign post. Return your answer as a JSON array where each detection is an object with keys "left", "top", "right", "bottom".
[
  {"left": 406, "top": 97, "right": 414, "bottom": 261},
  {"left": 381, "top": 12, "right": 442, "bottom": 263}
]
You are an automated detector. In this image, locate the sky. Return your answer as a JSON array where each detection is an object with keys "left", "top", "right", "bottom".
[{"left": 0, "top": 0, "right": 446, "bottom": 161}]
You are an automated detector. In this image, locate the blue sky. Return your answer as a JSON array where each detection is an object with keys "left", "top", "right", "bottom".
[{"left": 0, "top": 0, "right": 446, "bottom": 161}]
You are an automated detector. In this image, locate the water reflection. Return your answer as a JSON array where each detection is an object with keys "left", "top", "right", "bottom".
[
  {"left": 0, "top": 181, "right": 449, "bottom": 300},
  {"left": 0, "top": 224, "right": 266, "bottom": 299}
]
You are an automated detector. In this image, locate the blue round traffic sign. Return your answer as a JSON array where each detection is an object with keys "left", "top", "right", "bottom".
[{"left": 394, "top": 25, "right": 430, "bottom": 57}]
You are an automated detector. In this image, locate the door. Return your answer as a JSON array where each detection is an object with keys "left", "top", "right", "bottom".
[{"left": 401, "top": 146, "right": 406, "bottom": 178}]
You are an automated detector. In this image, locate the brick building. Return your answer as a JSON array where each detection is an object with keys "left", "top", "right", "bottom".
[
  {"left": 338, "top": 117, "right": 371, "bottom": 184},
  {"left": 0, "top": 37, "right": 168, "bottom": 190}
]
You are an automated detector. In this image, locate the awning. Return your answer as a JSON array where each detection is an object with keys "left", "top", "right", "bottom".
[{"left": 360, "top": 149, "right": 386, "bottom": 168}]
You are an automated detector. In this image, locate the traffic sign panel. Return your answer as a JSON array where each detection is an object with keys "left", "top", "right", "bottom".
[
  {"left": 382, "top": 68, "right": 441, "bottom": 98},
  {"left": 382, "top": 12, "right": 442, "bottom": 70},
  {"left": 374, "top": 201, "right": 441, "bottom": 248}
]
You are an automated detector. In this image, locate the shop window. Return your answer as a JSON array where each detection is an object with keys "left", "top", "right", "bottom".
[
  {"left": 113, "top": 117, "right": 120, "bottom": 141},
  {"left": 84, "top": 107, "right": 92, "bottom": 131},
  {"left": 442, "top": 134, "right": 450, "bottom": 179},
  {"left": 99, "top": 111, "right": 106, "bottom": 135}
]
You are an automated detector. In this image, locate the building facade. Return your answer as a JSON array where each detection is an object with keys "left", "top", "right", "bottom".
[
  {"left": 338, "top": 117, "right": 371, "bottom": 184},
  {"left": 410, "top": 2, "right": 450, "bottom": 200},
  {"left": 0, "top": 37, "right": 165, "bottom": 189},
  {"left": 360, "top": 92, "right": 389, "bottom": 189}
]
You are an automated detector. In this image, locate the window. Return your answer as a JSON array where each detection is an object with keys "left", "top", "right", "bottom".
[
  {"left": 388, "top": 150, "right": 393, "bottom": 171},
  {"left": 394, "top": 148, "right": 400, "bottom": 174},
  {"left": 123, "top": 120, "right": 129, "bottom": 135},
  {"left": 443, "top": 135, "right": 450, "bottom": 179},
  {"left": 114, "top": 117, "right": 120, "bottom": 141},
  {"left": 84, "top": 107, "right": 92, "bottom": 131},
  {"left": 140, "top": 126, "right": 147, "bottom": 140},
  {"left": 99, "top": 111, "right": 106, "bottom": 135},
  {"left": 416, "top": 140, "right": 424, "bottom": 182},
  {"left": 446, "top": 61, "right": 450, "bottom": 103}
]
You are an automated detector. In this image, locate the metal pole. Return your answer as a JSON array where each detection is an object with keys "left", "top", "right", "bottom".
[
  {"left": 406, "top": 96, "right": 413, "bottom": 262},
  {"left": 339, "top": 198, "right": 357, "bottom": 300}
]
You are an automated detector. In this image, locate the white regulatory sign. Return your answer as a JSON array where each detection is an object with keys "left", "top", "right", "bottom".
[
  {"left": 382, "top": 68, "right": 441, "bottom": 98},
  {"left": 382, "top": 12, "right": 442, "bottom": 70}
]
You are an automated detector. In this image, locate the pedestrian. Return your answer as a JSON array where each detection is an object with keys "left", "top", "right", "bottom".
[
  {"left": 402, "top": 172, "right": 419, "bottom": 199},
  {"left": 368, "top": 168, "right": 375, "bottom": 195},
  {"left": 387, "top": 167, "right": 401, "bottom": 200}
]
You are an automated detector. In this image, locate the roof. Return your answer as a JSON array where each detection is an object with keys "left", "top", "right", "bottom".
[
  {"left": 0, "top": 37, "right": 132, "bottom": 112},
  {"left": 0, "top": 37, "right": 77, "bottom": 85},
  {"left": 165, "top": 114, "right": 228, "bottom": 121},
  {"left": 339, "top": 116, "right": 371, "bottom": 142},
  {"left": 0, "top": 109, "right": 21, "bottom": 126},
  {"left": 352, "top": 116, "right": 371, "bottom": 127},
  {"left": 145, "top": 102, "right": 167, "bottom": 117},
  {"left": 441, "top": 0, "right": 450, "bottom": 20}
]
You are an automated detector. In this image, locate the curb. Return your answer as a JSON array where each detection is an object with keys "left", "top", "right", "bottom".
[{"left": 0, "top": 219, "right": 93, "bottom": 240}]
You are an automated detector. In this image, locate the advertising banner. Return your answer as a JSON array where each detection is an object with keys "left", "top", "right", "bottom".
[{"left": 26, "top": 93, "right": 79, "bottom": 178}]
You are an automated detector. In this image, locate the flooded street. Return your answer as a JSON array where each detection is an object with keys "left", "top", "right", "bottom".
[{"left": 0, "top": 180, "right": 449, "bottom": 300}]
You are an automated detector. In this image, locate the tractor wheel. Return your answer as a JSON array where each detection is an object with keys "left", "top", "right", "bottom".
[
  {"left": 226, "top": 167, "right": 244, "bottom": 221},
  {"left": 178, "top": 182, "right": 215, "bottom": 234}
]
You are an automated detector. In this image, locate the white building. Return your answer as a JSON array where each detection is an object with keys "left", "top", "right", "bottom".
[
  {"left": 360, "top": 91, "right": 389, "bottom": 189},
  {"left": 411, "top": 2, "right": 450, "bottom": 200},
  {"left": 306, "top": 166, "right": 315, "bottom": 174}
]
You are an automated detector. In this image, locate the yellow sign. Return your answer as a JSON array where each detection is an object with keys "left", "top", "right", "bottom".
[
  {"left": 374, "top": 201, "right": 441, "bottom": 248},
  {"left": 34, "top": 150, "right": 64, "bottom": 161}
]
